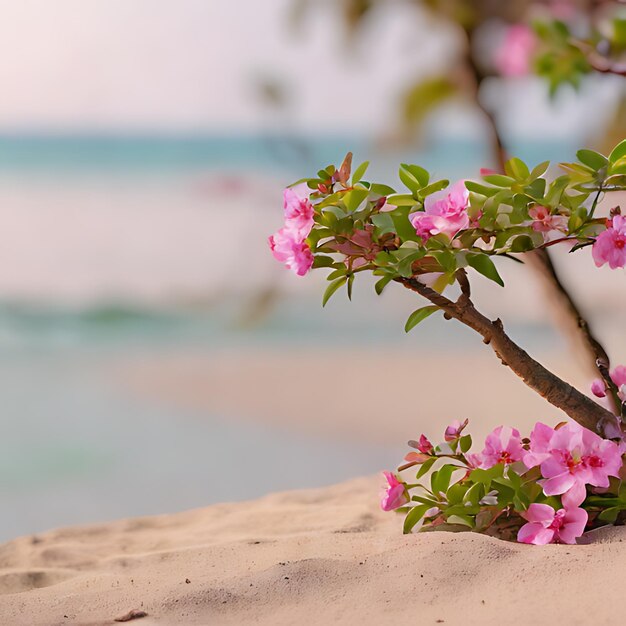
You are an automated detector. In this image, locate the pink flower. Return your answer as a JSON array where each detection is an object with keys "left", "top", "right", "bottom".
[
  {"left": 591, "top": 379, "right": 607, "bottom": 398},
  {"left": 495, "top": 24, "right": 536, "bottom": 78},
  {"left": 416, "top": 434, "right": 433, "bottom": 454},
  {"left": 283, "top": 187, "right": 314, "bottom": 240},
  {"left": 612, "top": 365, "right": 626, "bottom": 388},
  {"left": 410, "top": 181, "right": 470, "bottom": 242},
  {"left": 268, "top": 228, "right": 314, "bottom": 276},
  {"left": 474, "top": 426, "right": 524, "bottom": 469},
  {"left": 524, "top": 422, "right": 623, "bottom": 507},
  {"left": 528, "top": 206, "right": 568, "bottom": 233},
  {"left": 380, "top": 471, "right": 409, "bottom": 511},
  {"left": 517, "top": 503, "right": 588, "bottom": 545},
  {"left": 591, "top": 365, "right": 626, "bottom": 401},
  {"left": 444, "top": 418, "right": 469, "bottom": 442},
  {"left": 593, "top": 215, "right": 626, "bottom": 269}
]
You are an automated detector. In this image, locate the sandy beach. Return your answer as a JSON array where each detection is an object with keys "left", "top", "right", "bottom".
[
  {"left": 0, "top": 342, "right": 621, "bottom": 624},
  {"left": 0, "top": 474, "right": 622, "bottom": 625}
]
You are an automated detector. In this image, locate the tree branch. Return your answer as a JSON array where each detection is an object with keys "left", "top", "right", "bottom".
[
  {"left": 526, "top": 249, "right": 621, "bottom": 415},
  {"left": 464, "top": 39, "right": 618, "bottom": 413},
  {"left": 397, "top": 277, "right": 618, "bottom": 434}
]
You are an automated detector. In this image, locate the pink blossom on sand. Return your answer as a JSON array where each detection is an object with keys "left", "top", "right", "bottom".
[
  {"left": 268, "top": 228, "right": 314, "bottom": 277},
  {"left": 380, "top": 472, "right": 409, "bottom": 511},
  {"left": 444, "top": 418, "right": 469, "bottom": 442},
  {"left": 528, "top": 206, "right": 568, "bottom": 233},
  {"left": 524, "top": 422, "right": 623, "bottom": 507},
  {"left": 495, "top": 24, "right": 536, "bottom": 78},
  {"left": 283, "top": 187, "right": 315, "bottom": 240},
  {"left": 591, "top": 365, "right": 626, "bottom": 401},
  {"left": 410, "top": 181, "right": 470, "bottom": 242},
  {"left": 474, "top": 426, "right": 525, "bottom": 469},
  {"left": 517, "top": 503, "right": 588, "bottom": 545},
  {"left": 593, "top": 215, "right": 626, "bottom": 269}
]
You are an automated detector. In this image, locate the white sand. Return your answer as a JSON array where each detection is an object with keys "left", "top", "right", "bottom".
[{"left": 0, "top": 475, "right": 623, "bottom": 625}]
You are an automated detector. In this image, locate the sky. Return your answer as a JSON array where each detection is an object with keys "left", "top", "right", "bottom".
[{"left": 0, "top": 0, "right": 618, "bottom": 137}]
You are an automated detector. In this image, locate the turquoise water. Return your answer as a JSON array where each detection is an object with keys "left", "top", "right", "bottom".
[
  {"left": 0, "top": 134, "right": 572, "bottom": 541},
  {"left": 0, "top": 133, "right": 579, "bottom": 179}
]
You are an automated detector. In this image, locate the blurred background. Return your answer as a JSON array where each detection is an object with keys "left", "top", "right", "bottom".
[{"left": 1, "top": 0, "right": 626, "bottom": 542}]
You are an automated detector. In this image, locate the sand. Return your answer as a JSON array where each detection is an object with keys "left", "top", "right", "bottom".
[
  {"left": 117, "top": 347, "right": 609, "bottom": 446},
  {"left": 0, "top": 474, "right": 622, "bottom": 625}
]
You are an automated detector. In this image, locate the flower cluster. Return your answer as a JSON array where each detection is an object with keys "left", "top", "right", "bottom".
[
  {"left": 409, "top": 180, "right": 470, "bottom": 241},
  {"left": 380, "top": 420, "right": 624, "bottom": 545},
  {"left": 268, "top": 187, "right": 315, "bottom": 276},
  {"left": 269, "top": 144, "right": 626, "bottom": 302},
  {"left": 269, "top": 143, "right": 626, "bottom": 545}
]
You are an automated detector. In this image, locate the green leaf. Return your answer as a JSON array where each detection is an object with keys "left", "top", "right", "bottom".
[
  {"left": 609, "top": 139, "right": 626, "bottom": 164},
  {"left": 483, "top": 174, "right": 516, "bottom": 187},
  {"left": 429, "top": 250, "right": 456, "bottom": 273},
  {"left": 463, "top": 482, "right": 483, "bottom": 507},
  {"left": 322, "top": 277, "right": 347, "bottom": 307},
  {"left": 346, "top": 274, "right": 355, "bottom": 301},
  {"left": 509, "top": 235, "right": 535, "bottom": 253},
  {"left": 530, "top": 160, "right": 550, "bottom": 179},
  {"left": 505, "top": 157, "right": 530, "bottom": 181},
  {"left": 374, "top": 274, "right": 395, "bottom": 295},
  {"left": 470, "top": 463, "right": 504, "bottom": 488},
  {"left": 401, "top": 163, "right": 430, "bottom": 188},
  {"left": 447, "top": 482, "right": 469, "bottom": 505},
  {"left": 391, "top": 208, "right": 420, "bottom": 242},
  {"left": 465, "top": 181, "right": 499, "bottom": 197},
  {"left": 399, "top": 166, "right": 421, "bottom": 194},
  {"left": 398, "top": 251, "right": 424, "bottom": 278},
  {"left": 577, "top": 148, "right": 608, "bottom": 171},
  {"left": 431, "top": 464, "right": 456, "bottom": 495},
  {"left": 404, "top": 305, "right": 439, "bottom": 333},
  {"left": 343, "top": 188, "right": 370, "bottom": 212},
  {"left": 370, "top": 183, "right": 397, "bottom": 196},
  {"left": 418, "top": 179, "right": 449, "bottom": 198},
  {"left": 459, "top": 435, "right": 472, "bottom": 453},
  {"left": 327, "top": 268, "right": 347, "bottom": 280},
  {"left": 466, "top": 253, "right": 504, "bottom": 287},
  {"left": 415, "top": 457, "right": 436, "bottom": 480},
  {"left": 403, "top": 504, "right": 431, "bottom": 534},
  {"left": 371, "top": 213, "right": 395, "bottom": 235},
  {"left": 446, "top": 514, "right": 474, "bottom": 529},
  {"left": 598, "top": 506, "right": 621, "bottom": 523},
  {"left": 351, "top": 161, "right": 370, "bottom": 184},
  {"left": 312, "top": 255, "right": 335, "bottom": 269},
  {"left": 386, "top": 194, "right": 417, "bottom": 207}
]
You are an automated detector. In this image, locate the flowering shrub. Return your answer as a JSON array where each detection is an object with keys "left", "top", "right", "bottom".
[
  {"left": 269, "top": 138, "right": 626, "bottom": 543},
  {"left": 380, "top": 420, "right": 624, "bottom": 544}
]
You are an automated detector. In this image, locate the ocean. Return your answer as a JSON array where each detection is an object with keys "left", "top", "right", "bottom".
[{"left": 0, "top": 133, "right": 588, "bottom": 541}]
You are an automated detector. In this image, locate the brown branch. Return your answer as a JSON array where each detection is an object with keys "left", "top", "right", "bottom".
[
  {"left": 527, "top": 249, "right": 621, "bottom": 415},
  {"left": 464, "top": 35, "right": 618, "bottom": 414},
  {"left": 397, "top": 276, "right": 618, "bottom": 434}
]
